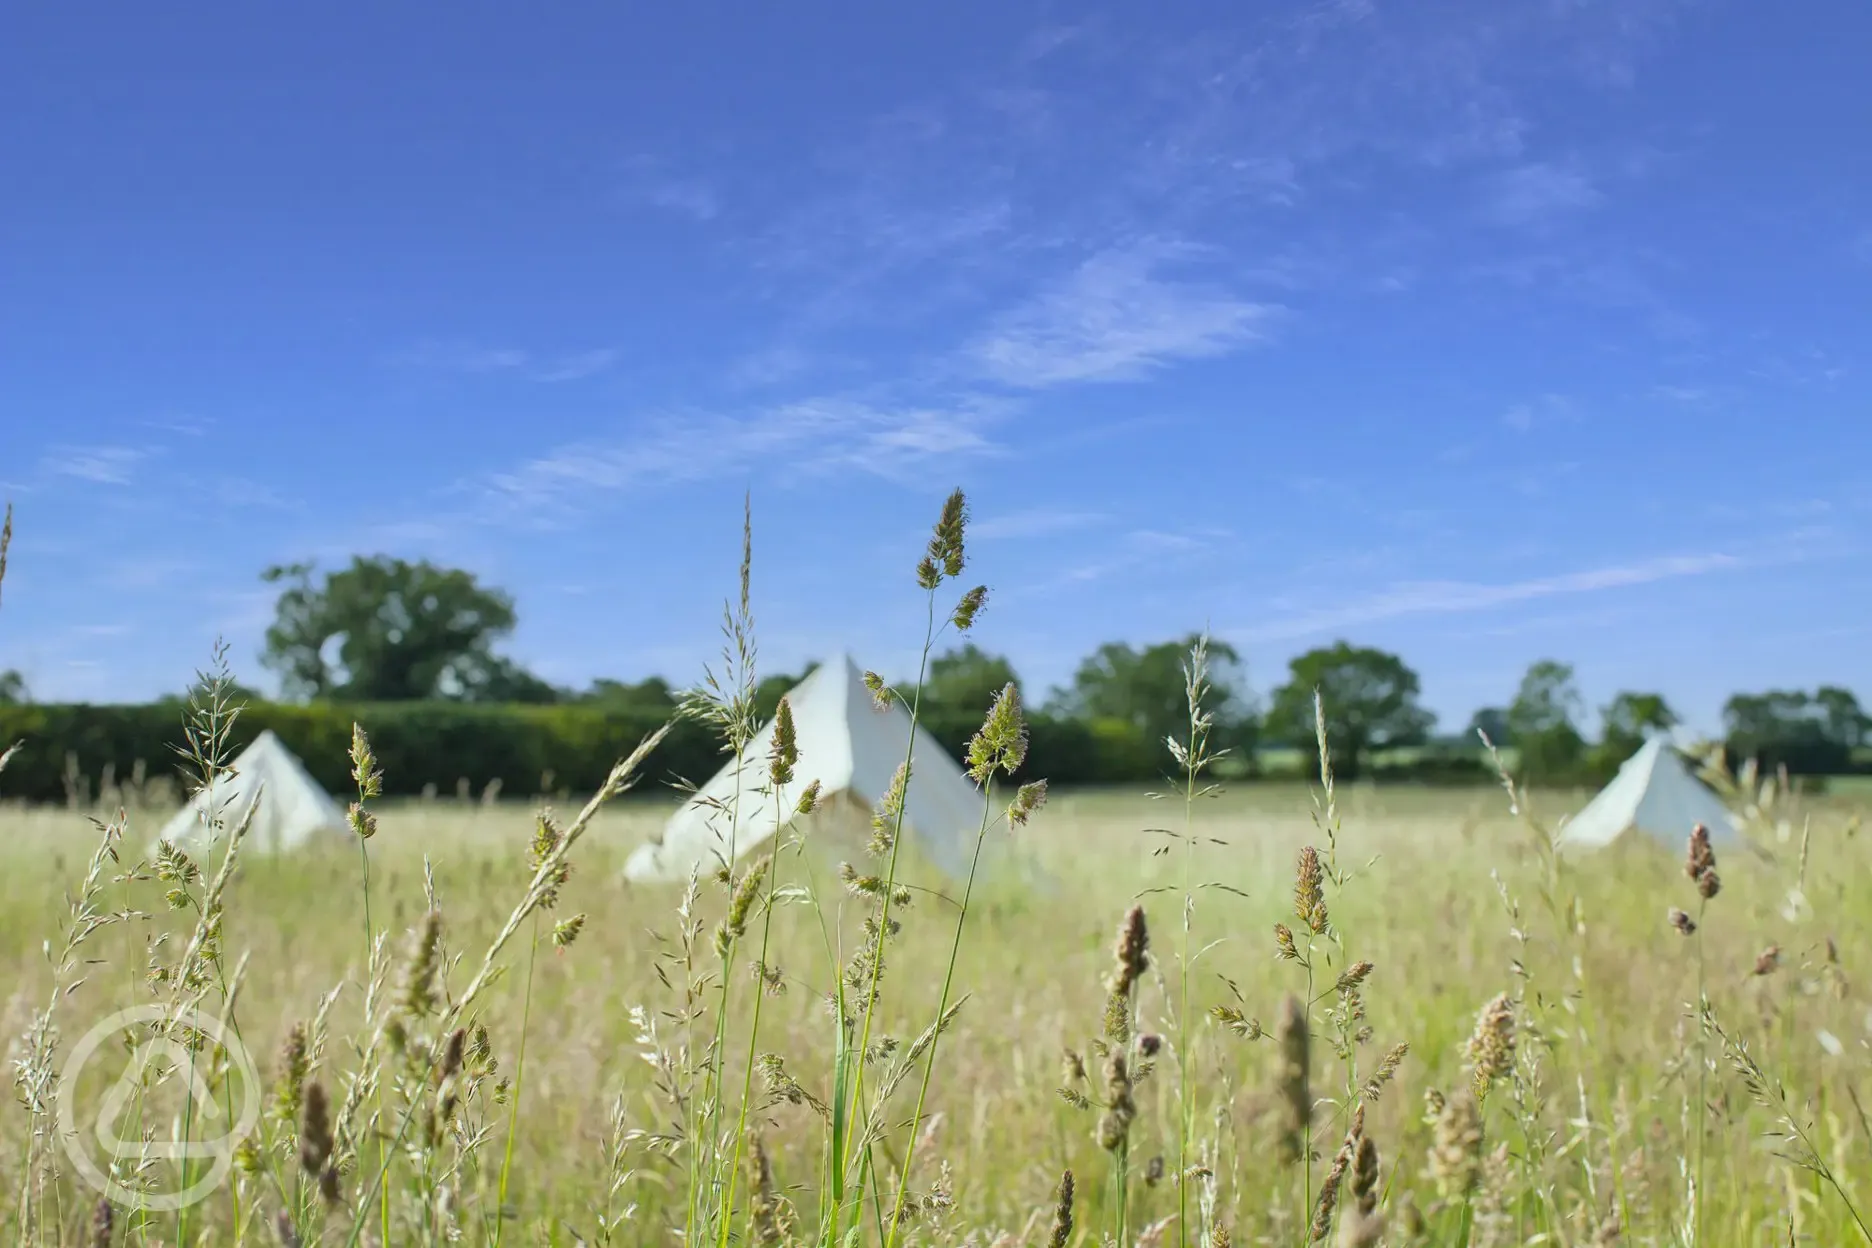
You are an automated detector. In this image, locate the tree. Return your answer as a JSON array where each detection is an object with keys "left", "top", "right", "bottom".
[
  {"left": 1265, "top": 642, "right": 1434, "bottom": 780},
  {"left": 1723, "top": 687, "right": 1862, "bottom": 774},
  {"left": 1599, "top": 691, "right": 1676, "bottom": 752},
  {"left": 0, "top": 668, "right": 28, "bottom": 706},
  {"left": 1465, "top": 706, "right": 1513, "bottom": 749},
  {"left": 259, "top": 557, "right": 541, "bottom": 702},
  {"left": 924, "top": 645, "right": 1021, "bottom": 719},
  {"left": 1050, "top": 635, "right": 1256, "bottom": 764},
  {"left": 581, "top": 676, "right": 678, "bottom": 713},
  {"left": 1508, "top": 660, "right": 1586, "bottom": 782}
]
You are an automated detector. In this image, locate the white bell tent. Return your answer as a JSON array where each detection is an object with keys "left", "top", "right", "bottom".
[
  {"left": 1556, "top": 736, "right": 1741, "bottom": 852},
  {"left": 155, "top": 729, "right": 351, "bottom": 857},
  {"left": 624, "top": 655, "right": 986, "bottom": 884}
]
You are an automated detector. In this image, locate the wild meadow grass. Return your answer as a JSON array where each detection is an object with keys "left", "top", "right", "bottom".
[{"left": 1, "top": 493, "right": 1869, "bottom": 1245}]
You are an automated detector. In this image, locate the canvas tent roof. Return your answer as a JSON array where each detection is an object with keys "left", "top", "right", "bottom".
[
  {"left": 155, "top": 729, "right": 351, "bottom": 857},
  {"left": 1556, "top": 736, "right": 1740, "bottom": 851},
  {"left": 624, "top": 654, "right": 984, "bottom": 883}
]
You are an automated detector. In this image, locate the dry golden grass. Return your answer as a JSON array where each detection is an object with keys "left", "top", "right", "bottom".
[{"left": 0, "top": 776, "right": 1866, "bottom": 1245}]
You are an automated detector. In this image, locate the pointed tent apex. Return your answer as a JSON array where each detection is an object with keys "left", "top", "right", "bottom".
[
  {"left": 155, "top": 731, "right": 350, "bottom": 857},
  {"left": 624, "top": 652, "right": 985, "bottom": 885},
  {"left": 1557, "top": 737, "right": 1741, "bottom": 853}
]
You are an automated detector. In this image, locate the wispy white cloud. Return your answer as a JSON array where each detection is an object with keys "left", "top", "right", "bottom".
[
  {"left": 1481, "top": 162, "right": 1603, "bottom": 227},
  {"left": 41, "top": 445, "right": 150, "bottom": 486},
  {"left": 1231, "top": 551, "right": 1744, "bottom": 643},
  {"left": 396, "top": 341, "right": 619, "bottom": 383},
  {"left": 533, "top": 349, "right": 620, "bottom": 383},
  {"left": 1502, "top": 393, "right": 1573, "bottom": 432},
  {"left": 971, "top": 506, "right": 1107, "bottom": 541},
  {"left": 969, "top": 242, "right": 1279, "bottom": 388},
  {"left": 483, "top": 395, "right": 1005, "bottom": 516},
  {"left": 619, "top": 155, "right": 721, "bottom": 222}
]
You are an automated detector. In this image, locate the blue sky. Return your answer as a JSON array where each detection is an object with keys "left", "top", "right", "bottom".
[{"left": 1, "top": 0, "right": 1867, "bottom": 736}]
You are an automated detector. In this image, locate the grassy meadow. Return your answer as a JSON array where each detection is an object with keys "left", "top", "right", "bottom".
[
  {"left": 1, "top": 769, "right": 1868, "bottom": 1246},
  {"left": 2, "top": 495, "right": 1869, "bottom": 1248}
]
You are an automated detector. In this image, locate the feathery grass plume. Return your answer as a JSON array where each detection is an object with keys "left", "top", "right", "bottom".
[
  {"left": 1309, "top": 1104, "right": 1363, "bottom": 1242},
  {"left": 396, "top": 910, "right": 445, "bottom": 1021},
  {"left": 715, "top": 853, "right": 771, "bottom": 956},
  {"left": 299, "top": 1079, "right": 341, "bottom": 1205},
  {"left": 1294, "top": 846, "right": 1328, "bottom": 935},
  {"left": 1466, "top": 993, "right": 1515, "bottom": 1100},
  {"left": 769, "top": 696, "right": 798, "bottom": 788},
  {"left": 1349, "top": 1134, "right": 1379, "bottom": 1219},
  {"left": 951, "top": 583, "right": 988, "bottom": 631},
  {"left": 1096, "top": 1047, "right": 1138, "bottom": 1153},
  {"left": 0, "top": 501, "right": 11, "bottom": 609},
  {"left": 1045, "top": 1169, "right": 1075, "bottom": 1248},
  {"left": 87, "top": 1197, "right": 112, "bottom": 1248},
  {"left": 1686, "top": 823, "right": 1716, "bottom": 881},
  {"left": 748, "top": 1132, "right": 784, "bottom": 1246},
  {"left": 918, "top": 487, "right": 969, "bottom": 588},
  {"left": 1360, "top": 1042, "right": 1409, "bottom": 1104},
  {"left": 1007, "top": 779, "right": 1048, "bottom": 828},
  {"left": 1428, "top": 1089, "right": 1484, "bottom": 1200},
  {"left": 551, "top": 913, "right": 586, "bottom": 948},
  {"left": 274, "top": 1020, "right": 310, "bottom": 1127},
  {"left": 965, "top": 682, "right": 1028, "bottom": 783},
  {"left": 868, "top": 759, "right": 911, "bottom": 856},
  {"left": 1276, "top": 992, "right": 1311, "bottom": 1165},
  {"left": 1103, "top": 905, "right": 1151, "bottom": 1043},
  {"left": 529, "top": 811, "right": 571, "bottom": 908}
]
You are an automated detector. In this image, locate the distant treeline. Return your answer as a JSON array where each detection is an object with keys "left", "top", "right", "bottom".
[{"left": 3, "top": 553, "right": 1865, "bottom": 802}]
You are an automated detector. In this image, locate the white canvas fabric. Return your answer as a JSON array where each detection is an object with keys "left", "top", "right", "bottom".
[
  {"left": 1556, "top": 736, "right": 1741, "bottom": 851},
  {"left": 624, "top": 655, "right": 984, "bottom": 883},
  {"left": 155, "top": 729, "right": 352, "bottom": 857}
]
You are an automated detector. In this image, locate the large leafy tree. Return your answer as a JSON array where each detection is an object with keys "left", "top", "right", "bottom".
[
  {"left": 1599, "top": 691, "right": 1677, "bottom": 753},
  {"left": 1050, "top": 635, "right": 1256, "bottom": 760},
  {"left": 1265, "top": 642, "right": 1434, "bottom": 780},
  {"left": 1507, "top": 659, "right": 1587, "bottom": 781},
  {"left": 1723, "top": 687, "right": 1866, "bottom": 774},
  {"left": 260, "top": 556, "right": 548, "bottom": 702},
  {"left": 0, "top": 668, "right": 28, "bottom": 706}
]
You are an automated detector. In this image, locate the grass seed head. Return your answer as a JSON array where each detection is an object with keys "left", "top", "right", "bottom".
[
  {"left": 769, "top": 697, "right": 797, "bottom": 788},
  {"left": 1753, "top": 944, "right": 1781, "bottom": 976},
  {"left": 273, "top": 1021, "right": 309, "bottom": 1125},
  {"left": 1007, "top": 779, "right": 1048, "bottom": 828},
  {"left": 396, "top": 910, "right": 445, "bottom": 1021},
  {"left": 1295, "top": 846, "right": 1328, "bottom": 934},
  {"left": 1466, "top": 992, "right": 1516, "bottom": 1100},
  {"left": 1046, "top": 1169, "right": 1075, "bottom": 1248},
  {"left": 951, "top": 583, "right": 987, "bottom": 631},
  {"left": 966, "top": 682, "right": 1028, "bottom": 783},
  {"left": 1277, "top": 992, "right": 1311, "bottom": 1165},
  {"left": 1669, "top": 907, "right": 1698, "bottom": 936},
  {"left": 796, "top": 778, "right": 824, "bottom": 815},
  {"left": 1428, "top": 1089, "right": 1484, "bottom": 1199}
]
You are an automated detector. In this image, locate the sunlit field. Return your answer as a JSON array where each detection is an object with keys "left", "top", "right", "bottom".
[{"left": 3, "top": 770, "right": 1867, "bottom": 1246}]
